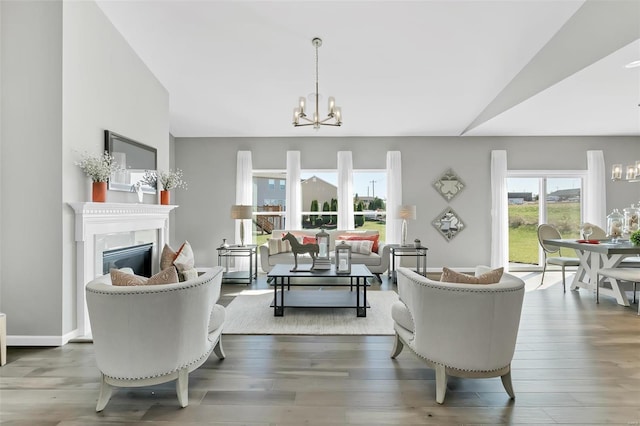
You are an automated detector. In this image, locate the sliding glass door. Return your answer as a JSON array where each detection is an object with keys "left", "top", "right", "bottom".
[{"left": 508, "top": 174, "right": 583, "bottom": 267}]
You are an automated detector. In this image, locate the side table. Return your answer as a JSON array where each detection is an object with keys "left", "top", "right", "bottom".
[
  {"left": 217, "top": 244, "right": 258, "bottom": 284},
  {"left": 388, "top": 244, "right": 428, "bottom": 284}
]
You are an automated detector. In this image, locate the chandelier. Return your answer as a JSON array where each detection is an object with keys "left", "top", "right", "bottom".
[
  {"left": 611, "top": 161, "right": 640, "bottom": 182},
  {"left": 292, "top": 37, "right": 342, "bottom": 129}
]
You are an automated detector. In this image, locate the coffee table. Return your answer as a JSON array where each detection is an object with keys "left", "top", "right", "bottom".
[{"left": 267, "top": 264, "right": 373, "bottom": 317}]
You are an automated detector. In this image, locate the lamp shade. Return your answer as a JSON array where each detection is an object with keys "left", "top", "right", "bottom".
[
  {"left": 230, "top": 205, "right": 252, "bottom": 220},
  {"left": 397, "top": 205, "right": 417, "bottom": 220}
]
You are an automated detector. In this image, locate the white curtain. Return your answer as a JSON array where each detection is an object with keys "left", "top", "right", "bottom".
[
  {"left": 337, "top": 151, "right": 355, "bottom": 230},
  {"left": 285, "top": 151, "right": 302, "bottom": 230},
  {"left": 386, "top": 151, "right": 403, "bottom": 244},
  {"left": 235, "top": 151, "right": 253, "bottom": 270},
  {"left": 490, "top": 150, "right": 508, "bottom": 269},
  {"left": 585, "top": 150, "right": 606, "bottom": 228}
]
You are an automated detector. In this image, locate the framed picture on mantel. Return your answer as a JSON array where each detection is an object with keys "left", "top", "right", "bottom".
[{"left": 104, "top": 130, "right": 157, "bottom": 194}]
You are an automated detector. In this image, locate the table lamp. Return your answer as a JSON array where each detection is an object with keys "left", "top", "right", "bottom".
[
  {"left": 397, "top": 205, "right": 416, "bottom": 246},
  {"left": 230, "top": 205, "right": 253, "bottom": 246}
]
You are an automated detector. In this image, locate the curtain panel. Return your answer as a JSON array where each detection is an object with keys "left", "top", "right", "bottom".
[
  {"left": 386, "top": 151, "right": 403, "bottom": 244},
  {"left": 285, "top": 151, "right": 302, "bottom": 230},
  {"left": 337, "top": 151, "right": 355, "bottom": 230},
  {"left": 585, "top": 150, "right": 606, "bottom": 228},
  {"left": 490, "top": 150, "right": 508, "bottom": 268}
]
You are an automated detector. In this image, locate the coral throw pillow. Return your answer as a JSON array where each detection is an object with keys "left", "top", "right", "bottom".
[
  {"left": 337, "top": 235, "right": 379, "bottom": 253},
  {"left": 111, "top": 267, "right": 179, "bottom": 286},
  {"left": 440, "top": 267, "right": 504, "bottom": 284},
  {"left": 302, "top": 236, "right": 317, "bottom": 245}
]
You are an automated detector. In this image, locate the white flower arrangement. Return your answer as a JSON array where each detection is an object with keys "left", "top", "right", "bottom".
[
  {"left": 141, "top": 169, "right": 187, "bottom": 191},
  {"left": 75, "top": 151, "right": 122, "bottom": 182}
]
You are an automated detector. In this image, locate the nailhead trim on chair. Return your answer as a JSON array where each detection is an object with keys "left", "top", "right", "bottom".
[
  {"left": 404, "top": 274, "right": 523, "bottom": 294},
  {"left": 399, "top": 332, "right": 510, "bottom": 374},
  {"left": 105, "top": 345, "right": 216, "bottom": 381},
  {"left": 86, "top": 269, "right": 220, "bottom": 296}
]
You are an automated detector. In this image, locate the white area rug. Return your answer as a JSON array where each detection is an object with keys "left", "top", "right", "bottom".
[{"left": 223, "top": 290, "right": 398, "bottom": 335}]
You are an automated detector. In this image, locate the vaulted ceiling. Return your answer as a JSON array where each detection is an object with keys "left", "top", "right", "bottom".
[{"left": 96, "top": 0, "right": 640, "bottom": 138}]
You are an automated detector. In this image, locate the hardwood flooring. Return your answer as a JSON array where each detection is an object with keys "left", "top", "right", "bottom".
[{"left": 1, "top": 271, "right": 639, "bottom": 425}]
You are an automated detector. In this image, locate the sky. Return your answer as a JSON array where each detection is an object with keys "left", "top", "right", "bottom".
[{"left": 507, "top": 177, "right": 582, "bottom": 196}]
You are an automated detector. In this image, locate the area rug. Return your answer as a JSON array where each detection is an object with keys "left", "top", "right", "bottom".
[{"left": 222, "top": 290, "right": 398, "bottom": 335}]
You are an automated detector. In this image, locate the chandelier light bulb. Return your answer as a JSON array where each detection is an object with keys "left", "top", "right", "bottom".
[{"left": 292, "top": 37, "right": 342, "bottom": 128}]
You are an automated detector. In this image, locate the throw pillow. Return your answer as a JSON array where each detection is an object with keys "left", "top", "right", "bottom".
[
  {"left": 174, "top": 241, "right": 195, "bottom": 272},
  {"left": 440, "top": 267, "right": 504, "bottom": 284},
  {"left": 111, "top": 267, "right": 179, "bottom": 286},
  {"left": 337, "top": 234, "right": 379, "bottom": 253},
  {"left": 302, "top": 236, "right": 317, "bottom": 245},
  {"left": 339, "top": 239, "right": 373, "bottom": 255},
  {"left": 268, "top": 238, "right": 292, "bottom": 255},
  {"left": 160, "top": 244, "right": 177, "bottom": 270}
]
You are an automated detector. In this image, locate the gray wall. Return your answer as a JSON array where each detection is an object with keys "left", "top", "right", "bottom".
[
  {"left": 0, "top": 0, "right": 170, "bottom": 342},
  {"left": 173, "top": 136, "right": 640, "bottom": 269}
]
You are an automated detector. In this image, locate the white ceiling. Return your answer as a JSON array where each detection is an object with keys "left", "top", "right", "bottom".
[{"left": 96, "top": 0, "right": 640, "bottom": 138}]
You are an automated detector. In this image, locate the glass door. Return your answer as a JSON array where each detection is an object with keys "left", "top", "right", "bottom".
[{"left": 508, "top": 175, "right": 583, "bottom": 268}]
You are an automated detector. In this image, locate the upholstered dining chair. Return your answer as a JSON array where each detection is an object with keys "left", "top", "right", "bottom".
[
  {"left": 86, "top": 266, "right": 226, "bottom": 411},
  {"left": 391, "top": 266, "right": 525, "bottom": 404},
  {"left": 597, "top": 268, "right": 640, "bottom": 314},
  {"left": 537, "top": 224, "right": 580, "bottom": 292}
]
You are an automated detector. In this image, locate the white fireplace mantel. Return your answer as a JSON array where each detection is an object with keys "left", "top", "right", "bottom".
[{"left": 69, "top": 202, "right": 178, "bottom": 339}]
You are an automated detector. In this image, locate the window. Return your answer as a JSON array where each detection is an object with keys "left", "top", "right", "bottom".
[
  {"left": 252, "top": 166, "right": 388, "bottom": 245},
  {"left": 253, "top": 172, "right": 287, "bottom": 246},
  {"left": 301, "top": 171, "right": 338, "bottom": 228}
]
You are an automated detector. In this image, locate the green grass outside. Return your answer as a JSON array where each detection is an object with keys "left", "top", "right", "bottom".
[{"left": 509, "top": 202, "right": 581, "bottom": 264}]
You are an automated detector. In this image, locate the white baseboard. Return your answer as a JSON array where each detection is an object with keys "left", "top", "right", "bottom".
[{"left": 7, "top": 329, "right": 80, "bottom": 347}]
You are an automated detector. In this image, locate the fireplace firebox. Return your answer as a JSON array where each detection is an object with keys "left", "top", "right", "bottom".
[{"left": 102, "top": 243, "right": 153, "bottom": 277}]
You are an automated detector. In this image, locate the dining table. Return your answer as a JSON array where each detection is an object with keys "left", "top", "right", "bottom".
[{"left": 543, "top": 238, "right": 640, "bottom": 306}]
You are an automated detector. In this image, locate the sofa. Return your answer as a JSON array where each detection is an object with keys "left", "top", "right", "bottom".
[
  {"left": 86, "top": 266, "right": 226, "bottom": 411},
  {"left": 259, "top": 229, "right": 390, "bottom": 280}
]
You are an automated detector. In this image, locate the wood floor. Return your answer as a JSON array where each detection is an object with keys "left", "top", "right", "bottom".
[{"left": 1, "top": 271, "right": 639, "bottom": 425}]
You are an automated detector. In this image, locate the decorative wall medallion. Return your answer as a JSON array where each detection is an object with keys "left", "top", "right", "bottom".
[
  {"left": 432, "top": 207, "right": 465, "bottom": 241},
  {"left": 433, "top": 168, "right": 465, "bottom": 201}
]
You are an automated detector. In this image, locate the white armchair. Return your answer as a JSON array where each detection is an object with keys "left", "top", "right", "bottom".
[
  {"left": 391, "top": 266, "right": 525, "bottom": 404},
  {"left": 86, "top": 266, "right": 226, "bottom": 411}
]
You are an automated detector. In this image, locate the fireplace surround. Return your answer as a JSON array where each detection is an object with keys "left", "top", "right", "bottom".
[{"left": 69, "top": 202, "right": 177, "bottom": 338}]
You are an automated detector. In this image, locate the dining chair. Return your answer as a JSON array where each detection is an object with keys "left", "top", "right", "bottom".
[
  {"left": 588, "top": 224, "right": 607, "bottom": 240},
  {"left": 597, "top": 268, "right": 640, "bottom": 314},
  {"left": 537, "top": 224, "right": 580, "bottom": 292}
]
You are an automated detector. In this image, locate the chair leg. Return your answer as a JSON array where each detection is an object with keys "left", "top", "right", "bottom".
[
  {"left": 540, "top": 263, "right": 547, "bottom": 285},
  {"left": 561, "top": 266, "right": 566, "bottom": 293},
  {"left": 213, "top": 336, "right": 226, "bottom": 360},
  {"left": 390, "top": 333, "right": 404, "bottom": 359},
  {"left": 96, "top": 374, "right": 113, "bottom": 412},
  {"left": 176, "top": 367, "right": 189, "bottom": 408},
  {"left": 633, "top": 282, "right": 637, "bottom": 304},
  {"left": 435, "top": 364, "right": 448, "bottom": 404},
  {"left": 501, "top": 368, "right": 515, "bottom": 399},
  {"left": 596, "top": 273, "right": 600, "bottom": 304}
]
